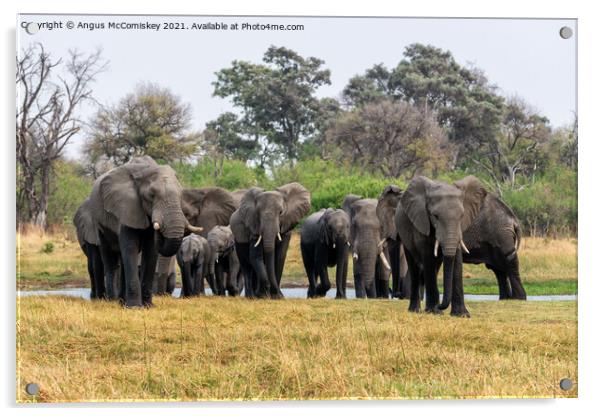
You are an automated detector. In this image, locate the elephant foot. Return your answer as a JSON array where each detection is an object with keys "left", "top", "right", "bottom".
[
  {"left": 510, "top": 294, "right": 527, "bottom": 301},
  {"left": 315, "top": 284, "right": 331, "bottom": 296},
  {"left": 270, "top": 290, "right": 284, "bottom": 300},
  {"left": 451, "top": 308, "right": 471, "bottom": 318},
  {"left": 124, "top": 301, "right": 143, "bottom": 309},
  {"left": 392, "top": 292, "right": 403, "bottom": 299},
  {"left": 425, "top": 306, "right": 443, "bottom": 315},
  {"left": 143, "top": 301, "right": 155, "bottom": 308},
  {"left": 408, "top": 304, "right": 421, "bottom": 314},
  {"left": 335, "top": 293, "right": 346, "bottom": 300}
]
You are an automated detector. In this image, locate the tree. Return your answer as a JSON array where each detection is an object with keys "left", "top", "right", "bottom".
[
  {"left": 85, "top": 83, "right": 199, "bottom": 170},
  {"left": 213, "top": 46, "right": 331, "bottom": 166},
  {"left": 16, "top": 43, "right": 106, "bottom": 228},
  {"left": 342, "top": 44, "right": 505, "bottom": 163},
  {"left": 324, "top": 100, "right": 451, "bottom": 178},
  {"left": 202, "top": 112, "right": 260, "bottom": 161},
  {"left": 471, "top": 96, "right": 551, "bottom": 193}
]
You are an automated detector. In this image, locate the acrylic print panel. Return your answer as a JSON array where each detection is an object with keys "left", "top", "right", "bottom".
[{"left": 16, "top": 14, "right": 577, "bottom": 402}]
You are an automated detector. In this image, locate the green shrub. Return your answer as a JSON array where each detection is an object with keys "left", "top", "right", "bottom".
[{"left": 40, "top": 241, "right": 54, "bottom": 254}]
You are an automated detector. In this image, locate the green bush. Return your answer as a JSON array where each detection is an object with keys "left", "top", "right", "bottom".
[
  {"left": 40, "top": 241, "right": 54, "bottom": 254},
  {"left": 47, "top": 161, "right": 93, "bottom": 226}
]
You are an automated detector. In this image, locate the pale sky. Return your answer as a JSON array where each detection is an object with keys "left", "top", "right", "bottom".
[{"left": 17, "top": 14, "right": 577, "bottom": 159}]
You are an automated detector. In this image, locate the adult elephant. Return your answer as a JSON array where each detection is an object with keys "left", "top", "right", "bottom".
[
  {"left": 177, "top": 234, "right": 214, "bottom": 297},
  {"left": 73, "top": 197, "right": 106, "bottom": 299},
  {"left": 230, "top": 183, "right": 311, "bottom": 299},
  {"left": 300, "top": 208, "right": 351, "bottom": 299},
  {"left": 207, "top": 225, "right": 243, "bottom": 296},
  {"left": 376, "top": 185, "right": 411, "bottom": 299},
  {"left": 347, "top": 197, "right": 391, "bottom": 299},
  {"left": 458, "top": 177, "right": 527, "bottom": 300},
  {"left": 89, "top": 156, "right": 203, "bottom": 308},
  {"left": 395, "top": 175, "right": 486, "bottom": 317}
]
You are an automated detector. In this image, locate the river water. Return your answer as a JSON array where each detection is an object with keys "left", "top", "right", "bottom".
[{"left": 17, "top": 288, "right": 576, "bottom": 302}]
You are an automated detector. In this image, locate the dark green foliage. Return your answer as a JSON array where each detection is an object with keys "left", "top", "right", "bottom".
[{"left": 40, "top": 242, "right": 54, "bottom": 254}]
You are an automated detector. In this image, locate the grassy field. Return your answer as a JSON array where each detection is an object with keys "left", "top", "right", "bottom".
[
  {"left": 16, "top": 228, "right": 578, "bottom": 295},
  {"left": 16, "top": 295, "right": 577, "bottom": 402}
]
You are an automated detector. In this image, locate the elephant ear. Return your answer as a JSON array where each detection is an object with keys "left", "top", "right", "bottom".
[
  {"left": 73, "top": 198, "right": 99, "bottom": 247},
  {"left": 277, "top": 182, "right": 311, "bottom": 234},
  {"left": 318, "top": 209, "right": 334, "bottom": 246},
  {"left": 100, "top": 164, "right": 149, "bottom": 229},
  {"left": 238, "top": 187, "right": 264, "bottom": 235},
  {"left": 342, "top": 194, "right": 362, "bottom": 217},
  {"left": 454, "top": 176, "right": 488, "bottom": 232},
  {"left": 182, "top": 187, "right": 236, "bottom": 229},
  {"left": 377, "top": 185, "right": 403, "bottom": 240},
  {"left": 400, "top": 176, "right": 431, "bottom": 236}
]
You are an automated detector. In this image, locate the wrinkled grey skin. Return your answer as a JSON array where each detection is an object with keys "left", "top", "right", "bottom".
[
  {"left": 300, "top": 209, "right": 350, "bottom": 299},
  {"left": 154, "top": 186, "right": 239, "bottom": 295},
  {"left": 460, "top": 182, "right": 526, "bottom": 300},
  {"left": 230, "top": 183, "right": 311, "bottom": 299},
  {"left": 207, "top": 225, "right": 242, "bottom": 296},
  {"left": 347, "top": 197, "right": 390, "bottom": 298},
  {"left": 395, "top": 176, "right": 487, "bottom": 317},
  {"left": 152, "top": 255, "right": 176, "bottom": 296},
  {"left": 376, "top": 185, "right": 411, "bottom": 299},
  {"left": 89, "top": 156, "right": 197, "bottom": 308},
  {"left": 176, "top": 234, "right": 213, "bottom": 296}
]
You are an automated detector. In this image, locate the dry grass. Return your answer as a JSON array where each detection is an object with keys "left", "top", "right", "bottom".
[{"left": 17, "top": 295, "right": 577, "bottom": 402}]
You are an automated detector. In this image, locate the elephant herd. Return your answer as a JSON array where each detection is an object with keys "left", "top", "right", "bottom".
[{"left": 74, "top": 156, "right": 526, "bottom": 316}]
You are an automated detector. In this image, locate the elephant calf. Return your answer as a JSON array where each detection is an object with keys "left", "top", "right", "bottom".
[
  {"left": 300, "top": 209, "right": 351, "bottom": 299},
  {"left": 176, "top": 234, "right": 215, "bottom": 297},
  {"left": 207, "top": 225, "right": 243, "bottom": 296}
]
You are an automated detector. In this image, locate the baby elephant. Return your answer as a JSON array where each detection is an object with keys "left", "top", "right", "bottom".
[
  {"left": 300, "top": 208, "right": 351, "bottom": 299},
  {"left": 176, "top": 234, "right": 215, "bottom": 297},
  {"left": 207, "top": 225, "right": 243, "bottom": 296}
]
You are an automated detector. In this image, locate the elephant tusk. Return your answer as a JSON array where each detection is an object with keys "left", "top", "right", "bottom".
[
  {"left": 352, "top": 252, "right": 358, "bottom": 260},
  {"left": 379, "top": 252, "right": 391, "bottom": 270},
  {"left": 460, "top": 240, "right": 470, "bottom": 254},
  {"left": 434, "top": 240, "right": 439, "bottom": 257},
  {"left": 254, "top": 235, "right": 262, "bottom": 247},
  {"left": 215, "top": 257, "right": 219, "bottom": 264},
  {"left": 378, "top": 238, "right": 386, "bottom": 248},
  {"left": 277, "top": 232, "right": 282, "bottom": 242},
  {"left": 186, "top": 222, "right": 204, "bottom": 235},
  {"left": 153, "top": 222, "right": 161, "bottom": 231},
  {"left": 332, "top": 243, "right": 336, "bottom": 249},
  {"left": 347, "top": 241, "right": 351, "bottom": 247}
]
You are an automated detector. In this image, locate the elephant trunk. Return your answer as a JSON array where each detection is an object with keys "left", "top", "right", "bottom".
[
  {"left": 357, "top": 242, "right": 377, "bottom": 288},
  {"left": 157, "top": 233, "right": 183, "bottom": 257},
  {"left": 260, "top": 222, "right": 279, "bottom": 254},
  {"left": 335, "top": 236, "right": 349, "bottom": 292},
  {"left": 438, "top": 254, "right": 455, "bottom": 310}
]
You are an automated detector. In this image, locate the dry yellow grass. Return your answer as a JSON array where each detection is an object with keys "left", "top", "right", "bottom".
[{"left": 17, "top": 295, "right": 577, "bottom": 402}]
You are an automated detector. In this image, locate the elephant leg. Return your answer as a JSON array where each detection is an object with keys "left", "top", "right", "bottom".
[
  {"left": 265, "top": 250, "right": 283, "bottom": 299},
  {"left": 388, "top": 242, "right": 401, "bottom": 298},
  {"left": 167, "top": 271, "right": 176, "bottom": 295},
  {"left": 423, "top": 255, "right": 442, "bottom": 313},
  {"left": 353, "top": 259, "right": 366, "bottom": 298},
  {"left": 249, "top": 243, "right": 269, "bottom": 298},
  {"left": 275, "top": 232, "right": 292, "bottom": 287},
  {"left": 335, "top": 254, "right": 349, "bottom": 299},
  {"left": 301, "top": 242, "right": 317, "bottom": 298},
  {"left": 506, "top": 253, "right": 527, "bottom": 300},
  {"left": 227, "top": 255, "right": 241, "bottom": 296},
  {"left": 489, "top": 265, "right": 511, "bottom": 300},
  {"left": 235, "top": 242, "right": 255, "bottom": 298},
  {"left": 315, "top": 243, "right": 331, "bottom": 297},
  {"left": 180, "top": 261, "right": 193, "bottom": 298},
  {"left": 213, "top": 261, "right": 224, "bottom": 296},
  {"left": 118, "top": 226, "right": 143, "bottom": 308},
  {"left": 451, "top": 249, "right": 470, "bottom": 317},
  {"left": 139, "top": 228, "right": 157, "bottom": 307},
  {"left": 98, "top": 233, "right": 118, "bottom": 300},
  {"left": 84, "top": 244, "right": 96, "bottom": 299},
  {"left": 375, "top": 260, "right": 390, "bottom": 299},
  {"left": 90, "top": 244, "right": 106, "bottom": 300},
  {"left": 194, "top": 263, "right": 205, "bottom": 296},
  {"left": 405, "top": 250, "right": 422, "bottom": 313}
]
